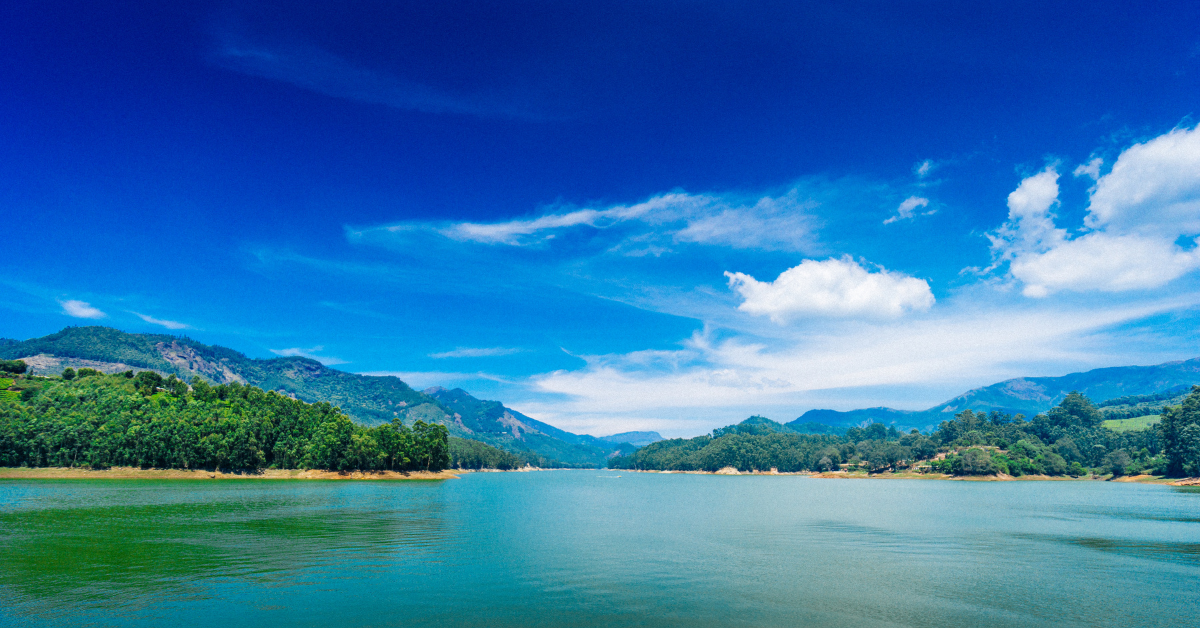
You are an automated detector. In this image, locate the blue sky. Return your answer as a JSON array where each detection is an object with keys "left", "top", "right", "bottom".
[{"left": 3, "top": 0, "right": 1200, "bottom": 436}]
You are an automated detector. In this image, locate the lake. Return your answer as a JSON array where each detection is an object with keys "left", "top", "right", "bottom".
[{"left": 1, "top": 472, "right": 1197, "bottom": 628}]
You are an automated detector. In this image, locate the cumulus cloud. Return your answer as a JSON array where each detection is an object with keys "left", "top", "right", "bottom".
[
  {"left": 269, "top": 346, "right": 348, "bottom": 366},
  {"left": 990, "top": 126, "right": 1200, "bottom": 297},
  {"left": 59, "top": 300, "right": 106, "bottom": 319},
  {"left": 883, "top": 196, "right": 932, "bottom": 224},
  {"left": 371, "top": 189, "right": 821, "bottom": 253},
  {"left": 1085, "top": 126, "right": 1200, "bottom": 236},
  {"left": 133, "top": 312, "right": 190, "bottom": 330},
  {"left": 724, "top": 257, "right": 934, "bottom": 322},
  {"left": 430, "top": 347, "right": 523, "bottom": 358}
]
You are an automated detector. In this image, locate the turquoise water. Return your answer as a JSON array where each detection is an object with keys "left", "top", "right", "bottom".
[{"left": 0, "top": 472, "right": 1197, "bottom": 628}]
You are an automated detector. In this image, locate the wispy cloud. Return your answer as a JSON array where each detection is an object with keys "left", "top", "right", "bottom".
[
  {"left": 883, "top": 195, "right": 933, "bottom": 224},
  {"left": 354, "top": 188, "right": 825, "bottom": 255},
  {"left": 59, "top": 299, "right": 106, "bottom": 319},
  {"left": 522, "top": 294, "right": 1195, "bottom": 426},
  {"left": 430, "top": 347, "right": 524, "bottom": 359},
  {"left": 212, "top": 37, "right": 551, "bottom": 121},
  {"left": 132, "top": 312, "right": 190, "bottom": 330},
  {"left": 269, "top": 346, "right": 348, "bottom": 366}
]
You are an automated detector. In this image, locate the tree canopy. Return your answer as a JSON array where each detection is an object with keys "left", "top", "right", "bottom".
[{"left": 0, "top": 371, "right": 452, "bottom": 473}]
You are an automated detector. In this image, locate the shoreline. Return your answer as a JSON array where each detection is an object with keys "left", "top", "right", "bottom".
[
  {"left": 0, "top": 466, "right": 463, "bottom": 481},
  {"left": 629, "top": 468, "right": 1194, "bottom": 485}
]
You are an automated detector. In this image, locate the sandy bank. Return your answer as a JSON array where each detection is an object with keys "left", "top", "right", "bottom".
[
  {"left": 0, "top": 466, "right": 462, "bottom": 481},
  {"left": 635, "top": 469, "right": 1192, "bottom": 484}
]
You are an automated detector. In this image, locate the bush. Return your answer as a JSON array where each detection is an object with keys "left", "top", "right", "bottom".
[
  {"left": 954, "top": 448, "right": 997, "bottom": 475},
  {"left": 0, "top": 360, "right": 27, "bottom": 374},
  {"left": 61, "top": 367, "right": 75, "bottom": 380},
  {"left": 1039, "top": 452, "right": 1069, "bottom": 476}
]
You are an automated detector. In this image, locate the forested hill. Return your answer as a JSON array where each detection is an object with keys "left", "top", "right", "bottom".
[
  {"left": 611, "top": 391, "right": 1200, "bottom": 478},
  {"left": 0, "top": 368, "right": 454, "bottom": 472},
  {"left": 789, "top": 359, "right": 1200, "bottom": 431},
  {"left": 0, "top": 326, "right": 631, "bottom": 468}
]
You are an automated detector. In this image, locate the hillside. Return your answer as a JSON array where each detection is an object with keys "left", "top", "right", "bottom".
[
  {"left": 611, "top": 391, "right": 1180, "bottom": 477},
  {"left": 789, "top": 359, "right": 1200, "bottom": 431},
  {"left": 422, "top": 387, "right": 632, "bottom": 467},
  {"left": 0, "top": 326, "right": 628, "bottom": 467}
]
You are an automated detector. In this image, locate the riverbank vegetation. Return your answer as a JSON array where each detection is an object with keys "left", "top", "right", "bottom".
[
  {"left": 0, "top": 366, "right": 468, "bottom": 472},
  {"left": 610, "top": 389, "right": 1200, "bottom": 478}
]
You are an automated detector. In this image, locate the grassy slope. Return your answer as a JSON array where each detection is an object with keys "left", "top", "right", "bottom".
[{"left": 1101, "top": 415, "right": 1162, "bottom": 432}]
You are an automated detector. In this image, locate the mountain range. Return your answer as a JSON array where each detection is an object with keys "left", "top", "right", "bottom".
[
  {"left": 0, "top": 326, "right": 659, "bottom": 467},
  {"left": 5, "top": 326, "right": 1198, "bottom": 461},
  {"left": 788, "top": 359, "right": 1200, "bottom": 431}
]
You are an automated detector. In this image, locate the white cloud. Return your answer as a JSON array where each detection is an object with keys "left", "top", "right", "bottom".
[
  {"left": 133, "top": 312, "right": 190, "bottom": 330},
  {"left": 373, "top": 189, "right": 821, "bottom": 253},
  {"left": 1085, "top": 126, "right": 1200, "bottom": 237},
  {"left": 1073, "top": 157, "right": 1103, "bottom": 180},
  {"left": 59, "top": 300, "right": 106, "bottom": 319},
  {"left": 724, "top": 257, "right": 934, "bottom": 322},
  {"left": 269, "top": 346, "right": 348, "bottom": 366},
  {"left": 883, "top": 196, "right": 932, "bottom": 224},
  {"left": 521, "top": 296, "right": 1191, "bottom": 431},
  {"left": 1010, "top": 233, "right": 1200, "bottom": 297},
  {"left": 671, "top": 191, "right": 819, "bottom": 251},
  {"left": 990, "top": 126, "right": 1200, "bottom": 296},
  {"left": 915, "top": 160, "right": 935, "bottom": 178},
  {"left": 430, "top": 347, "right": 523, "bottom": 359}
]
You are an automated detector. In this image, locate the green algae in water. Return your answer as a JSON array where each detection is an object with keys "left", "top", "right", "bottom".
[{"left": 1, "top": 474, "right": 1198, "bottom": 628}]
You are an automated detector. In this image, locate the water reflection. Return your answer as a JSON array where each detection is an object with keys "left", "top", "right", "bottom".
[{"left": 1, "top": 475, "right": 1198, "bottom": 628}]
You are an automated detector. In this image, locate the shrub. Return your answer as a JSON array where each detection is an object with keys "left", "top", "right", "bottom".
[{"left": 0, "top": 360, "right": 27, "bottom": 374}]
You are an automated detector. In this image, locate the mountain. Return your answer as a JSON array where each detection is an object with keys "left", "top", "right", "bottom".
[
  {"left": 0, "top": 326, "right": 626, "bottom": 467},
  {"left": 597, "top": 431, "right": 663, "bottom": 447},
  {"left": 422, "top": 387, "right": 632, "bottom": 467},
  {"left": 788, "top": 358, "right": 1200, "bottom": 431}
]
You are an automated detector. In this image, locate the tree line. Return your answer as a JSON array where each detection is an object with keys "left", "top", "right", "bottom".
[
  {"left": 610, "top": 389, "right": 1200, "bottom": 477},
  {"left": 0, "top": 367, "right": 464, "bottom": 473}
]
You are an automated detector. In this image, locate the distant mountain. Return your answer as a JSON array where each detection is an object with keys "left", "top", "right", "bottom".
[
  {"left": 422, "top": 387, "right": 630, "bottom": 467},
  {"left": 788, "top": 358, "right": 1200, "bottom": 431},
  {"left": 597, "top": 431, "right": 663, "bottom": 447},
  {"left": 0, "top": 326, "right": 627, "bottom": 467}
]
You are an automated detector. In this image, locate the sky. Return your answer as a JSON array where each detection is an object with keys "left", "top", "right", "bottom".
[{"left": 3, "top": 0, "right": 1200, "bottom": 437}]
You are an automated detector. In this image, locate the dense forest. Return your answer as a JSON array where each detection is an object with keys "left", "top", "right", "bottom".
[
  {"left": 611, "top": 390, "right": 1200, "bottom": 477},
  {"left": 5, "top": 359, "right": 1199, "bottom": 478},
  {"left": 0, "top": 365, "right": 523, "bottom": 473},
  {"left": 0, "top": 326, "right": 628, "bottom": 468}
]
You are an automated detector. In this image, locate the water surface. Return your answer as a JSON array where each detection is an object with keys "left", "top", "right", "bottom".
[{"left": 1, "top": 473, "right": 1197, "bottom": 628}]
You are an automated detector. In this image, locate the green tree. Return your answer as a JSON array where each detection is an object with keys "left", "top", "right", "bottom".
[
  {"left": 1161, "top": 386, "right": 1200, "bottom": 477},
  {"left": 0, "top": 360, "right": 27, "bottom": 374},
  {"left": 61, "top": 367, "right": 76, "bottom": 380},
  {"left": 1046, "top": 391, "right": 1102, "bottom": 428},
  {"left": 955, "top": 448, "right": 997, "bottom": 475}
]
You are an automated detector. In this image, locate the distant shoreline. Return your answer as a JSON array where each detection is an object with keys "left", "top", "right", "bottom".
[
  {"left": 0, "top": 466, "right": 463, "bottom": 481},
  {"left": 631, "top": 468, "right": 1194, "bottom": 485}
]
